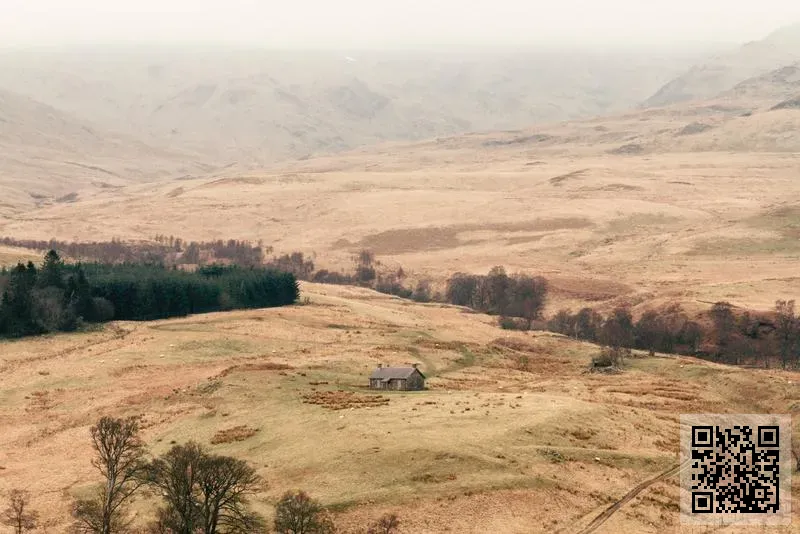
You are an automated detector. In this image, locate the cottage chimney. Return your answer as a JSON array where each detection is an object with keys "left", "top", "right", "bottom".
[
  {"left": 412, "top": 363, "right": 418, "bottom": 369},
  {"left": 377, "top": 363, "right": 383, "bottom": 368}
]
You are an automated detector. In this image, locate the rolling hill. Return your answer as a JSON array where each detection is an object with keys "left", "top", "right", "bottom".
[{"left": 0, "top": 88, "right": 212, "bottom": 217}]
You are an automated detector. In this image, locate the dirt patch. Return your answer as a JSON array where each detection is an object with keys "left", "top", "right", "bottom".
[
  {"left": 216, "top": 361, "right": 292, "bottom": 378},
  {"left": 357, "top": 218, "right": 593, "bottom": 254},
  {"left": 26, "top": 390, "right": 56, "bottom": 412},
  {"left": 55, "top": 192, "right": 79, "bottom": 203},
  {"left": 747, "top": 206, "right": 800, "bottom": 238},
  {"left": 210, "top": 425, "right": 259, "bottom": 444},
  {"left": 302, "top": 390, "right": 390, "bottom": 410},
  {"left": 547, "top": 276, "right": 632, "bottom": 302},
  {"left": 676, "top": 122, "right": 713, "bottom": 136},
  {"left": 358, "top": 227, "right": 464, "bottom": 254},
  {"left": 410, "top": 472, "right": 458, "bottom": 483},
  {"left": 505, "top": 234, "right": 546, "bottom": 246},
  {"left": 490, "top": 338, "right": 538, "bottom": 353},
  {"left": 687, "top": 237, "right": 800, "bottom": 256},
  {"left": 202, "top": 176, "right": 267, "bottom": 188},
  {"left": 110, "top": 364, "right": 155, "bottom": 377},
  {"left": 771, "top": 97, "right": 800, "bottom": 111},
  {"left": 550, "top": 169, "right": 588, "bottom": 186},
  {"left": 483, "top": 134, "right": 555, "bottom": 147},
  {"left": 585, "top": 183, "right": 644, "bottom": 192},
  {"left": 608, "top": 143, "right": 644, "bottom": 155},
  {"left": 605, "top": 213, "right": 681, "bottom": 234}
]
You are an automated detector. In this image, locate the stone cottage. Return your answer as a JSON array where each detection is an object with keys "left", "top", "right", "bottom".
[{"left": 368, "top": 363, "right": 425, "bottom": 391}]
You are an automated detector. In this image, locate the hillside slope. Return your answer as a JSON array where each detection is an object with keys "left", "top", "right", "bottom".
[
  {"left": 724, "top": 62, "right": 800, "bottom": 100},
  {"left": 0, "top": 283, "right": 796, "bottom": 533}
]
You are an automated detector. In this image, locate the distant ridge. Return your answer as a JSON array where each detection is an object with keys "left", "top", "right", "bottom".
[{"left": 642, "top": 22, "right": 800, "bottom": 108}]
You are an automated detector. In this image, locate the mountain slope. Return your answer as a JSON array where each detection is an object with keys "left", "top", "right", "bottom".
[
  {"left": 721, "top": 62, "right": 800, "bottom": 103},
  {"left": 0, "top": 88, "right": 209, "bottom": 216},
  {"left": 643, "top": 22, "right": 800, "bottom": 108},
  {"left": 0, "top": 48, "right": 698, "bottom": 165}
]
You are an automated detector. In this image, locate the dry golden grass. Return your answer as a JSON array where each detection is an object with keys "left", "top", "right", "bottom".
[
  {"left": 4, "top": 103, "right": 800, "bottom": 314},
  {"left": 0, "top": 283, "right": 797, "bottom": 533},
  {"left": 210, "top": 425, "right": 259, "bottom": 445}
]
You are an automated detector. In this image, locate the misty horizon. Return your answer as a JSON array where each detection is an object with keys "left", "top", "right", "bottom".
[{"left": 2, "top": 0, "right": 800, "bottom": 51}]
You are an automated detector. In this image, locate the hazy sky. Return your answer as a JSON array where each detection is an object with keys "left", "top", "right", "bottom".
[{"left": 2, "top": 0, "right": 800, "bottom": 49}]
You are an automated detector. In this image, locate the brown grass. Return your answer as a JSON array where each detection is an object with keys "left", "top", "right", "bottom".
[
  {"left": 0, "top": 283, "right": 796, "bottom": 533},
  {"left": 301, "top": 390, "right": 390, "bottom": 410},
  {"left": 210, "top": 425, "right": 259, "bottom": 445},
  {"left": 216, "top": 361, "right": 292, "bottom": 378}
]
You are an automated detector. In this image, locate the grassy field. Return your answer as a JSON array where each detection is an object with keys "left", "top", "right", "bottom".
[
  {"left": 0, "top": 282, "right": 797, "bottom": 533},
  {"left": 3, "top": 105, "right": 800, "bottom": 314}
]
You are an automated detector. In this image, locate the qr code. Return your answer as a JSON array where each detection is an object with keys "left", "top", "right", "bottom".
[{"left": 680, "top": 414, "right": 792, "bottom": 526}]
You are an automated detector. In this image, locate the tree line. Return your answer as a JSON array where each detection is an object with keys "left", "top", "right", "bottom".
[
  {"left": 547, "top": 300, "right": 800, "bottom": 369},
  {"left": 3, "top": 416, "right": 401, "bottom": 534},
  {"left": 0, "top": 237, "right": 270, "bottom": 267},
  {"left": 276, "top": 251, "right": 800, "bottom": 369},
  {"left": 0, "top": 251, "right": 299, "bottom": 338},
  {"left": 4, "top": 242, "right": 799, "bottom": 369}
]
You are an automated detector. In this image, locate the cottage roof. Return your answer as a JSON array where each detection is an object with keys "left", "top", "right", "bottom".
[{"left": 369, "top": 366, "right": 425, "bottom": 380}]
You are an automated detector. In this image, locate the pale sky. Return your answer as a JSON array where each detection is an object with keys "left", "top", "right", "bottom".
[{"left": 2, "top": 0, "right": 800, "bottom": 49}]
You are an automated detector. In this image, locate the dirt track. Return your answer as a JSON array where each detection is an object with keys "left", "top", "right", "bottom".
[{"left": 571, "top": 460, "right": 687, "bottom": 534}]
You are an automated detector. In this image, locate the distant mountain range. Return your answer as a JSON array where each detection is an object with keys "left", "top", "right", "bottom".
[{"left": 0, "top": 48, "right": 697, "bottom": 166}]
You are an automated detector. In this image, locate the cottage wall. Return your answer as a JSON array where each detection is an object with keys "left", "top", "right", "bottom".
[
  {"left": 405, "top": 371, "right": 425, "bottom": 391},
  {"left": 369, "top": 379, "right": 385, "bottom": 389}
]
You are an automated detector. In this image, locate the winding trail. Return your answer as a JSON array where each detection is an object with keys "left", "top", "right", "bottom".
[{"left": 571, "top": 459, "right": 688, "bottom": 534}]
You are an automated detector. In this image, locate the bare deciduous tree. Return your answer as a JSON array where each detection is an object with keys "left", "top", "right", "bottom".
[
  {"left": 196, "top": 453, "right": 265, "bottom": 533},
  {"left": 709, "top": 302, "right": 736, "bottom": 362},
  {"left": 73, "top": 416, "right": 147, "bottom": 534},
  {"left": 148, "top": 441, "right": 204, "bottom": 534},
  {"left": 367, "top": 513, "right": 400, "bottom": 534},
  {"left": 274, "top": 491, "right": 335, "bottom": 534},
  {"left": 775, "top": 299, "right": 796, "bottom": 369},
  {"left": 148, "top": 441, "right": 265, "bottom": 534},
  {"left": 601, "top": 307, "right": 635, "bottom": 351},
  {"left": 3, "top": 489, "right": 38, "bottom": 534}
]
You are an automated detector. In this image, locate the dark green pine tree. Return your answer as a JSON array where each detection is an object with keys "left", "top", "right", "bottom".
[
  {"left": 3, "top": 262, "right": 40, "bottom": 336},
  {"left": 39, "top": 249, "right": 65, "bottom": 288},
  {"left": 65, "top": 266, "right": 94, "bottom": 321}
]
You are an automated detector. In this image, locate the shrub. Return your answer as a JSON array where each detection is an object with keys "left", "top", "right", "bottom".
[{"left": 498, "top": 316, "right": 529, "bottom": 330}]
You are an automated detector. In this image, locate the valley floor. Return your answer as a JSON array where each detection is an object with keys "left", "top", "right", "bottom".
[{"left": 4, "top": 147, "right": 800, "bottom": 314}]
